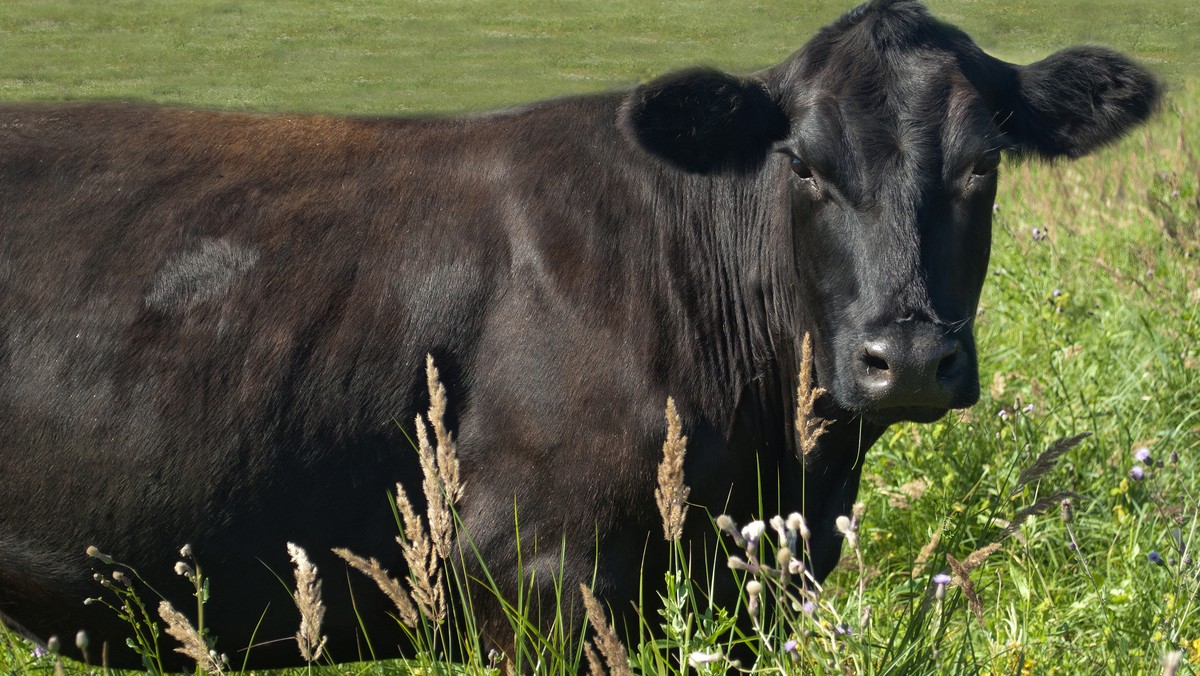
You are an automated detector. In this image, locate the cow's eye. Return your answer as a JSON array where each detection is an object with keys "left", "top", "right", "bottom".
[
  {"left": 971, "top": 150, "right": 1001, "bottom": 177},
  {"left": 790, "top": 157, "right": 814, "bottom": 180}
]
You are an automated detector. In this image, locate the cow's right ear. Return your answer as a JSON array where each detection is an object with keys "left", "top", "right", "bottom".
[{"left": 621, "top": 68, "right": 790, "bottom": 174}]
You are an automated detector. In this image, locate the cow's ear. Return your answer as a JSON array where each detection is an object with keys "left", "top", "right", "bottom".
[
  {"left": 1003, "top": 46, "right": 1161, "bottom": 159},
  {"left": 621, "top": 67, "right": 790, "bottom": 173}
]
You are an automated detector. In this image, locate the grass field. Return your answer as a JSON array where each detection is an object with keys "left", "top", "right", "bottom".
[{"left": 2, "top": 1, "right": 1198, "bottom": 674}]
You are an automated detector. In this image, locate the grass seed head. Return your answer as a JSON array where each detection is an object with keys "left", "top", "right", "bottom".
[
  {"left": 654, "top": 397, "right": 690, "bottom": 541},
  {"left": 332, "top": 548, "right": 418, "bottom": 628},
  {"left": 579, "top": 584, "right": 631, "bottom": 676},
  {"left": 796, "top": 332, "right": 831, "bottom": 459},
  {"left": 158, "top": 600, "right": 223, "bottom": 673},
  {"left": 287, "top": 542, "right": 327, "bottom": 663}
]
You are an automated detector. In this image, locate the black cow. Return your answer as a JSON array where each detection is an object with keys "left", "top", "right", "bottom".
[{"left": 0, "top": 0, "right": 1158, "bottom": 668}]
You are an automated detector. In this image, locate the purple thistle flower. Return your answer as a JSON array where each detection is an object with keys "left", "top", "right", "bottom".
[
  {"left": 835, "top": 622, "right": 853, "bottom": 636},
  {"left": 1134, "top": 447, "right": 1151, "bottom": 463},
  {"left": 1129, "top": 466, "right": 1145, "bottom": 481},
  {"left": 784, "top": 639, "right": 798, "bottom": 653},
  {"left": 933, "top": 573, "right": 951, "bottom": 586},
  {"left": 1052, "top": 288, "right": 1062, "bottom": 297},
  {"left": 1149, "top": 551, "right": 1164, "bottom": 566},
  {"left": 802, "top": 600, "right": 816, "bottom": 615}
]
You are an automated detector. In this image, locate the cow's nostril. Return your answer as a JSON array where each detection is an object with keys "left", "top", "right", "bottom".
[
  {"left": 863, "top": 353, "right": 890, "bottom": 372},
  {"left": 935, "top": 343, "right": 961, "bottom": 379}
]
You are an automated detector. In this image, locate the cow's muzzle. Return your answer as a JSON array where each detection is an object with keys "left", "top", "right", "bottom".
[{"left": 853, "top": 322, "right": 978, "bottom": 423}]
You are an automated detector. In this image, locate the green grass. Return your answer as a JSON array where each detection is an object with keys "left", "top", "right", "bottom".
[{"left": 2, "top": 1, "right": 1199, "bottom": 674}]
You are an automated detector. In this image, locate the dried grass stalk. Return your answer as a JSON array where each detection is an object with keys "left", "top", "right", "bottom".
[
  {"left": 287, "top": 543, "right": 327, "bottom": 663},
  {"left": 579, "top": 584, "right": 631, "bottom": 676},
  {"left": 425, "top": 354, "right": 462, "bottom": 505},
  {"left": 1013, "top": 433, "right": 1091, "bottom": 492},
  {"left": 395, "top": 482, "right": 446, "bottom": 622},
  {"left": 415, "top": 413, "right": 455, "bottom": 561},
  {"left": 331, "top": 548, "right": 419, "bottom": 628},
  {"left": 655, "top": 397, "right": 690, "bottom": 542},
  {"left": 331, "top": 355, "right": 463, "bottom": 628},
  {"left": 911, "top": 526, "right": 943, "bottom": 579},
  {"left": 1004, "top": 492, "right": 1083, "bottom": 538},
  {"left": 961, "top": 541, "right": 1002, "bottom": 571},
  {"left": 157, "top": 601, "right": 224, "bottom": 674},
  {"left": 584, "top": 641, "right": 606, "bottom": 676},
  {"left": 945, "top": 554, "right": 984, "bottom": 624},
  {"left": 796, "top": 332, "right": 830, "bottom": 459}
]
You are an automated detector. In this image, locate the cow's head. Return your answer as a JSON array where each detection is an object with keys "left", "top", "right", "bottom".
[{"left": 622, "top": 0, "right": 1159, "bottom": 425}]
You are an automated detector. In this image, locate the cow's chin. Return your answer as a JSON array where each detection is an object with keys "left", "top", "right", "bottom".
[{"left": 862, "top": 406, "right": 950, "bottom": 426}]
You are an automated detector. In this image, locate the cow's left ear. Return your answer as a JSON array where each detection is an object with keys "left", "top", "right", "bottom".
[
  {"left": 621, "top": 67, "right": 790, "bottom": 173},
  {"left": 1003, "top": 46, "right": 1161, "bottom": 159}
]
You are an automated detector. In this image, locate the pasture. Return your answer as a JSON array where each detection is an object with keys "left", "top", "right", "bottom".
[{"left": 1, "top": 0, "right": 1197, "bottom": 673}]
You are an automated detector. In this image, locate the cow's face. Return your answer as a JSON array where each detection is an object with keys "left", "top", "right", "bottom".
[{"left": 622, "top": 0, "right": 1159, "bottom": 425}]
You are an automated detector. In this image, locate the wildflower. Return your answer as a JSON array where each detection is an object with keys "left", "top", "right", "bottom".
[
  {"left": 727, "top": 555, "right": 750, "bottom": 572},
  {"left": 1134, "top": 447, "right": 1152, "bottom": 463},
  {"left": 787, "top": 512, "right": 810, "bottom": 542},
  {"left": 776, "top": 546, "right": 793, "bottom": 570},
  {"left": 997, "top": 408, "right": 1009, "bottom": 420},
  {"left": 802, "top": 600, "right": 816, "bottom": 615},
  {"left": 933, "top": 572, "right": 952, "bottom": 600},
  {"left": 31, "top": 647, "right": 46, "bottom": 659},
  {"left": 174, "top": 561, "right": 195, "bottom": 579},
  {"left": 835, "top": 622, "right": 852, "bottom": 635},
  {"left": 835, "top": 515, "right": 858, "bottom": 549},
  {"left": 85, "top": 546, "right": 112, "bottom": 565},
  {"left": 688, "top": 651, "right": 724, "bottom": 668},
  {"left": 1149, "top": 551, "right": 1165, "bottom": 566},
  {"left": 1031, "top": 226, "right": 1045, "bottom": 240},
  {"left": 47, "top": 636, "right": 60, "bottom": 654},
  {"left": 769, "top": 515, "right": 787, "bottom": 545},
  {"left": 75, "top": 631, "right": 88, "bottom": 652},
  {"left": 717, "top": 515, "right": 745, "bottom": 548},
  {"left": 784, "top": 639, "right": 797, "bottom": 653},
  {"left": 1052, "top": 288, "right": 1061, "bottom": 297},
  {"left": 1022, "top": 403, "right": 1034, "bottom": 414},
  {"left": 788, "top": 558, "right": 804, "bottom": 576},
  {"left": 993, "top": 203, "right": 1000, "bottom": 212},
  {"left": 1163, "top": 651, "right": 1182, "bottom": 676},
  {"left": 746, "top": 580, "right": 762, "bottom": 619},
  {"left": 1129, "top": 466, "right": 1145, "bottom": 481},
  {"left": 742, "top": 520, "right": 766, "bottom": 554},
  {"left": 179, "top": 544, "right": 193, "bottom": 559},
  {"left": 1170, "top": 450, "right": 1179, "bottom": 464}
]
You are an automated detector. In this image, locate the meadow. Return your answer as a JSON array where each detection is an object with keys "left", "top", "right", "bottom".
[{"left": 1, "top": 0, "right": 1197, "bottom": 673}]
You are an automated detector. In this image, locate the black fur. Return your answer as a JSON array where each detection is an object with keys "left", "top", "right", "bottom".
[
  {"left": 1006, "top": 46, "right": 1163, "bottom": 158},
  {"left": 621, "top": 68, "right": 789, "bottom": 173}
]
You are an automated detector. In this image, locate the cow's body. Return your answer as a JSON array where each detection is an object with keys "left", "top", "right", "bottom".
[{"left": 0, "top": 0, "right": 1158, "bottom": 668}]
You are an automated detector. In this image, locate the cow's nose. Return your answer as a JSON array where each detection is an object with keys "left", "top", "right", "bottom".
[{"left": 856, "top": 331, "right": 967, "bottom": 410}]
